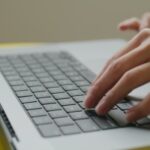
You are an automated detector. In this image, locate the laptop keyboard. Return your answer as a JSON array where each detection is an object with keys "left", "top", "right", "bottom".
[{"left": 0, "top": 51, "right": 149, "bottom": 138}]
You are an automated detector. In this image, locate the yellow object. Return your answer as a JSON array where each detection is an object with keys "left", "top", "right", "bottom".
[
  {"left": 0, "top": 125, "right": 11, "bottom": 150},
  {"left": 130, "top": 147, "right": 150, "bottom": 150},
  {"left": 0, "top": 42, "right": 40, "bottom": 48}
]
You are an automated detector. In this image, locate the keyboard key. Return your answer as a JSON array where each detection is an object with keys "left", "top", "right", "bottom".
[
  {"left": 28, "top": 109, "right": 46, "bottom": 117},
  {"left": 75, "top": 81, "right": 90, "bottom": 87},
  {"left": 79, "top": 70, "right": 96, "bottom": 82},
  {"left": 33, "top": 116, "right": 52, "bottom": 125},
  {"left": 55, "top": 117, "right": 74, "bottom": 126},
  {"left": 39, "top": 97, "right": 56, "bottom": 105},
  {"left": 48, "top": 87, "right": 64, "bottom": 94},
  {"left": 58, "top": 98, "right": 75, "bottom": 106},
  {"left": 19, "top": 71, "right": 33, "bottom": 77},
  {"left": 45, "top": 66, "right": 58, "bottom": 72},
  {"left": 58, "top": 80, "right": 72, "bottom": 85},
  {"left": 16, "top": 91, "right": 32, "bottom": 97},
  {"left": 23, "top": 76, "right": 37, "bottom": 82},
  {"left": 17, "top": 67, "right": 29, "bottom": 72},
  {"left": 65, "top": 71, "right": 78, "bottom": 77},
  {"left": 30, "top": 86, "right": 46, "bottom": 92},
  {"left": 70, "top": 111, "right": 89, "bottom": 120},
  {"left": 61, "top": 124, "right": 81, "bottom": 135},
  {"left": 12, "top": 85, "right": 28, "bottom": 91},
  {"left": 73, "top": 96, "right": 85, "bottom": 103},
  {"left": 6, "top": 75, "right": 20, "bottom": 81},
  {"left": 34, "top": 91, "right": 51, "bottom": 98},
  {"left": 79, "top": 102, "right": 86, "bottom": 109},
  {"left": 61, "top": 67, "right": 73, "bottom": 72},
  {"left": 49, "top": 110, "right": 68, "bottom": 118},
  {"left": 38, "top": 124, "right": 61, "bottom": 137},
  {"left": 67, "top": 90, "right": 84, "bottom": 97},
  {"left": 39, "top": 77, "right": 54, "bottom": 83},
  {"left": 117, "top": 103, "right": 132, "bottom": 110},
  {"left": 44, "top": 104, "right": 61, "bottom": 111},
  {"left": 108, "top": 108, "right": 128, "bottom": 126},
  {"left": 9, "top": 80, "right": 24, "bottom": 86},
  {"left": 32, "top": 68, "right": 45, "bottom": 73},
  {"left": 24, "top": 102, "right": 41, "bottom": 110},
  {"left": 26, "top": 81, "right": 41, "bottom": 87},
  {"left": 64, "top": 104, "right": 82, "bottom": 113},
  {"left": 80, "top": 86, "right": 89, "bottom": 92},
  {"left": 50, "top": 70, "right": 62, "bottom": 76},
  {"left": 69, "top": 76, "right": 84, "bottom": 81},
  {"left": 3, "top": 70, "right": 17, "bottom": 76},
  {"left": 35, "top": 72, "right": 49, "bottom": 78},
  {"left": 137, "top": 117, "right": 150, "bottom": 125},
  {"left": 53, "top": 74, "right": 67, "bottom": 80},
  {"left": 76, "top": 119, "right": 99, "bottom": 132},
  {"left": 53, "top": 93, "right": 70, "bottom": 100},
  {"left": 63, "top": 84, "right": 78, "bottom": 91},
  {"left": 20, "top": 96, "right": 37, "bottom": 103},
  {"left": 92, "top": 116, "right": 117, "bottom": 129},
  {"left": 44, "top": 82, "right": 59, "bottom": 88}
]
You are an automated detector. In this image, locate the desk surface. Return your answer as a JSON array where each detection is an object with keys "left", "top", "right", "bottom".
[{"left": 0, "top": 41, "right": 150, "bottom": 150}]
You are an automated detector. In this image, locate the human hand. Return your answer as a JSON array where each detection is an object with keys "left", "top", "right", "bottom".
[
  {"left": 84, "top": 29, "right": 150, "bottom": 123},
  {"left": 118, "top": 12, "right": 150, "bottom": 32}
]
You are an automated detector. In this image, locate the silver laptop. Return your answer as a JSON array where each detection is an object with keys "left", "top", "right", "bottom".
[{"left": 0, "top": 44, "right": 150, "bottom": 150}]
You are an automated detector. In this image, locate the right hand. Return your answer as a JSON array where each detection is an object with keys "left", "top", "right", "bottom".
[
  {"left": 118, "top": 12, "right": 150, "bottom": 32},
  {"left": 84, "top": 28, "right": 150, "bottom": 123}
]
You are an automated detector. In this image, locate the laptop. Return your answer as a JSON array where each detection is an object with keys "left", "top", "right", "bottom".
[{"left": 0, "top": 41, "right": 150, "bottom": 150}]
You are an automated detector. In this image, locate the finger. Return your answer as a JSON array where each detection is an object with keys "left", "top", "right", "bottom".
[
  {"left": 118, "top": 18, "right": 140, "bottom": 31},
  {"left": 95, "top": 62, "right": 150, "bottom": 115},
  {"left": 126, "top": 93, "right": 150, "bottom": 122},
  {"left": 84, "top": 31, "right": 150, "bottom": 108},
  {"left": 140, "top": 12, "right": 150, "bottom": 30},
  {"left": 92, "top": 29, "right": 148, "bottom": 85}
]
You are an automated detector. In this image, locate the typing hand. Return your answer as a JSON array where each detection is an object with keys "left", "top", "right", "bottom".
[
  {"left": 84, "top": 28, "right": 150, "bottom": 123},
  {"left": 118, "top": 12, "right": 150, "bottom": 31}
]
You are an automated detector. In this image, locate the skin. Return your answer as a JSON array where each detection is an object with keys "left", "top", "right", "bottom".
[{"left": 84, "top": 12, "right": 150, "bottom": 123}]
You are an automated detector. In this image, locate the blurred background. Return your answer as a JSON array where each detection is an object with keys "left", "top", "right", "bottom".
[{"left": 0, "top": 0, "right": 150, "bottom": 43}]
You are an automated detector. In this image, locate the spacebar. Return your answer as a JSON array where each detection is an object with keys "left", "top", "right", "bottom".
[{"left": 108, "top": 108, "right": 128, "bottom": 126}]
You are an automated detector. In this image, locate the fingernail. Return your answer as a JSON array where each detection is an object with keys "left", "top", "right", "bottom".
[
  {"left": 96, "top": 99, "right": 106, "bottom": 115},
  {"left": 83, "top": 93, "right": 93, "bottom": 108},
  {"left": 120, "top": 25, "right": 127, "bottom": 30},
  {"left": 126, "top": 111, "right": 135, "bottom": 123}
]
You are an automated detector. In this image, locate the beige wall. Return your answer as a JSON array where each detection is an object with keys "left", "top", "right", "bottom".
[{"left": 0, "top": 0, "right": 150, "bottom": 42}]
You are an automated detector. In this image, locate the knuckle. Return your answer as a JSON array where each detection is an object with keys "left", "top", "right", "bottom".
[
  {"left": 105, "top": 91, "right": 114, "bottom": 99},
  {"left": 122, "top": 71, "right": 135, "bottom": 84},
  {"left": 109, "top": 60, "right": 123, "bottom": 73},
  {"left": 139, "top": 28, "right": 150, "bottom": 37}
]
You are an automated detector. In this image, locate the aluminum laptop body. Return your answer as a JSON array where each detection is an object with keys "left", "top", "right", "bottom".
[{"left": 0, "top": 41, "right": 149, "bottom": 150}]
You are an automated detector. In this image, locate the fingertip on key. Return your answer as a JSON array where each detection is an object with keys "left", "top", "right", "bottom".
[
  {"left": 126, "top": 111, "right": 135, "bottom": 123},
  {"left": 83, "top": 96, "right": 93, "bottom": 108},
  {"left": 95, "top": 104, "right": 107, "bottom": 116}
]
